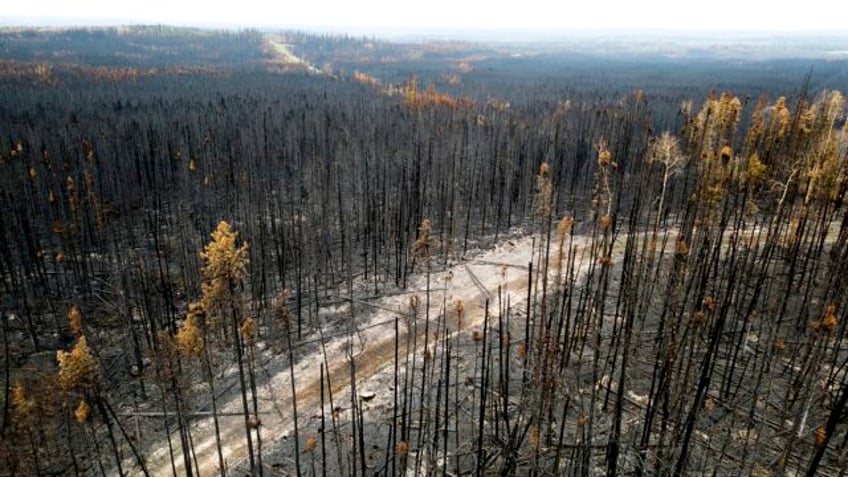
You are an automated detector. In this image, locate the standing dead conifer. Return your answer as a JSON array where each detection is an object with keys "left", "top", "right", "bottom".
[
  {"left": 533, "top": 162, "right": 553, "bottom": 218},
  {"left": 198, "top": 220, "right": 256, "bottom": 475},
  {"left": 175, "top": 314, "right": 203, "bottom": 357},
  {"left": 454, "top": 299, "right": 464, "bottom": 329},
  {"left": 68, "top": 305, "right": 83, "bottom": 338},
  {"left": 411, "top": 218, "right": 437, "bottom": 264},
  {"left": 555, "top": 215, "right": 573, "bottom": 286},
  {"left": 56, "top": 336, "right": 99, "bottom": 392},
  {"left": 199, "top": 221, "right": 250, "bottom": 337},
  {"left": 183, "top": 301, "right": 227, "bottom": 476},
  {"left": 411, "top": 218, "right": 439, "bottom": 472},
  {"left": 595, "top": 143, "right": 616, "bottom": 226},
  {"left": 646, "top": 132, "right": 686, "bottom": 234},
  {"left": 274, "top": 288, "right": 302, "bottom": 476}
]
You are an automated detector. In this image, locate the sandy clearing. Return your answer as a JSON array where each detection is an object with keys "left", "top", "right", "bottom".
[{"left": 144, "top": 232, "right": 599, "bottom": 476}]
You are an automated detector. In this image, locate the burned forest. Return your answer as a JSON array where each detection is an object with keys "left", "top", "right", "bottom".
[{"left": 0, "top": 26, "right": 847, "bottom": 476}]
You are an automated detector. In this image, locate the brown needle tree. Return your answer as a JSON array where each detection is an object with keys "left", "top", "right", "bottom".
[{"left": 198, "top": 221, "right": 257, "bottom": 475}]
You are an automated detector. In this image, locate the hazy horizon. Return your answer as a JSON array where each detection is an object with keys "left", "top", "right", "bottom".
[
  {"left": 2, "top": 18, "right": 847, "bottom": 45},
  {"left": 4, "top": 0, "right": 847, "bottom": 35}
]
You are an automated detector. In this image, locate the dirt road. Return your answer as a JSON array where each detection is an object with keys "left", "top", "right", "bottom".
[{"left": 145, "top": 232, "right": 598, "bottom": 476}]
